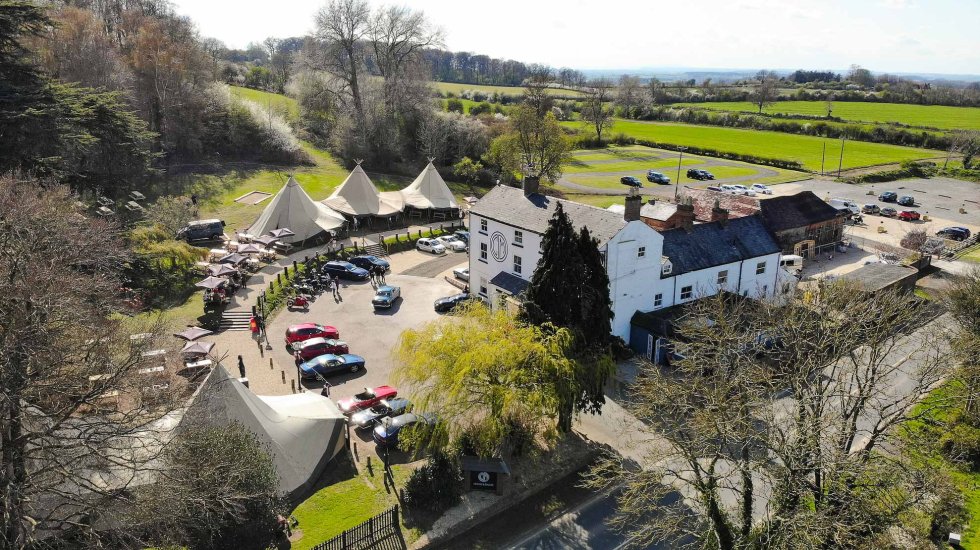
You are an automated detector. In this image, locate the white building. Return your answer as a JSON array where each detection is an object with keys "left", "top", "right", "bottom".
[{"left": 468, "top": 182, "right": 784, "bottom": 344}]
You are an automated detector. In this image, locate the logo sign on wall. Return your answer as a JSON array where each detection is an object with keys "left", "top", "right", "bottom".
[
  {"left": 489, "top": 231, "right": 508, "bottom": 262},
  {"left": 470, "top": 470, "right": 497, "bottom": 491}
]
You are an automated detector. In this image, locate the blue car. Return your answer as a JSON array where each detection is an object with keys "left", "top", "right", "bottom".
[
  {"left": 322, "top": 261, "right": 369, "bottom": 280},
  {"left": 298, "top": 353, "right": 366, "bottom": 380},
  {"left": 372, "top": 285, "right": 401, "bottom": 309},
  {"left": 348, "top": 255, "right": 390, "bottom": 272},
  {"left": 453, "top": 230, "right": 469, "bottom": 244},
  {"left": 372, "top": 412, "right": 437, "bottom": 448}
]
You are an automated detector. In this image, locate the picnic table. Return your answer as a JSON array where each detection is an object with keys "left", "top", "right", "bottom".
[
  {"left": 129, "top": 191, "right": 146, "bottom": 201},
  {"left": 124, "top": 201, "right": 144, "bottom": 213}
]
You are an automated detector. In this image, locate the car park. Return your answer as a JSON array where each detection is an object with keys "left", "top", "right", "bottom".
[
  {"left": 348, "top": 255, "right": 390, "bottom": 273},
  {"left": 646, "top": 171, "right": 670, "bottom": 184},
  {"left": 686, "top": 169, "right": 715, "bottom": 180},
  {"left": 862, "top": 204, "right": 880, "bottom": 215},
  {"left": 293, "top": 337, "right": 350, "bottom": 363},
  {"left": 898, "top": 195, "right": 915, "bottom": 206},
  {"left": 285, "top": 323, "right": 340, "bottom": 347},
  {"left": 880, "top": 207, "right": 897, "bottom": 217},
  {"left": 371, "top": 285, "right": 401, "bottom": 309},
  {"left": 349, "top": 398, "right": 411, "bottom": 430},
  {"left": 298, "top": 353, "right": 366, "bottom": 380},
  {"left": 373, "top": 412, "right": 436, "bottom": 448},
  {"left": 416, "top": 238, "right": 447, "bottom": 254},
  {"left": 337, "top": 385, "right": 398, "bottom": 414},
  {"left": 620, "top": 176, "right": 642, "bottom": 187},
  {"left": 898, "top": 210, "right": 921, "bottom": 221},
  {"left": 322, "top": 261, "right": 370, "bottom": 280},
  {"left": 435, "top": 235, "right": 467, "bottom": 252},
  {"left": 878, "top": 191, "right": 898, "bottom": 202},
  {"left": 453, "top": 267, "right": 469, "bottom": 281},
  {"left": 937, "top": 227, "right": 971, "bottom": 241},
  {"left": 434, "top": 292, "right": 475, "bottom": 313},
  {"left": 751, "top": 184, "right": 773, "bottom": 195}
]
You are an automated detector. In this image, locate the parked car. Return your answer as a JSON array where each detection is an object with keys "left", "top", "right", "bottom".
[
  {"left": 348, "top": 255, "right": 390, "bottom": 273},
  {"left": 373, "top": 412, "right": 436, "bottom": 448},
  {"left": 435, "top": 235, "right": 467, "bottom": 252},
  {"left": 322, "top": 260, "right": 370, "bottom": 280},
  {"left": 720, "top": 184, "right": 738, "bottom": 194},
  {"left": 646, "top": 171, "right": 670, "bottom": 184},
  {"left": 706, "top": 185, "right": 722, "bottom": 192},
  {"left": 898, "top": 210, "right": 921, "bottom": 221},
  {"left": 878, "top": 191, "right": 898, "bottom": 202},
  {"left": 862, "top": 204, "right": 881, "bottom": 215},
  {"left": 285, "top": 323, "right": 339, "bottom": 347},
  {"left": 937, "top": 227, "right": 971, "bottom": 241},
  {"left": 880, "top": 207, "right": 898, "bottom": 217},
  {"left": 453, "top": 267, "right": 470, "bottom": 281},
  {"left": 453, "top": 230, "right": 470, "bottom": 244},
  {"left": 298, "top": 353, "right": 366, "bottom": 380},
  {"left": 828, "top": 198, "right": 860, "bottom": 215},
  {"left": 620, "top": 176, "right": 642, "bottom": 187},
  {"left": 730, "top": 184, "right": 756, "bottom": 196},
  {"left": 751, "top": 184, "right": 773, "bottom": 195},
  {"left": 372, "top": 285, "right": 401, "bottom": 309},
  {"left": 434, "top": 292, "right": 475, "bottom": 313},
  {"left": 898, "top": 195, "right": 915, "bottom": 206},
  {"left": 337, "top": 385, "right": 398, "bottom": 415},
  {"left": 293, "top": 337, "right": 350, "bottom": 363},
  {"left": 349, "top": 398, "right": 411, "bottom": 430},
  {"left": 416, "top": 238, "right": 447, "bottom": 254},
  {"left": 177, "top": 219, "right": 225, "bottom": 242},
  {"left": 687, "top": 169, "right": 715, "bottom": 180}
]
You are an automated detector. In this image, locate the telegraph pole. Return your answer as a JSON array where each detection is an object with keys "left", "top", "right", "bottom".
[
  {"left": 837, "top": 136, "right": 846, "bottom": 177},
  {"left": 820, "top": 142, "right": 827, "bottom": 176},
  {"left": 674, "top": 147, "right": 687, "bottom": 201}
]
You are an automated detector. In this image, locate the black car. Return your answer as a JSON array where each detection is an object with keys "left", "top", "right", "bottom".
[
  {"left": 434, "top": 292, "right": 474, "bottom": 313},
  {"left": 620, "top": 176, "right": 642, "bottom": 188},
  {"left": 348, "top": 255, "right": 390, "bottom": 272},
  {"left": 898, "top": 195, "right": 915, "bottom": 206},
  {"left": 321, "top": 261, "right": 370, "bottom": 280},
  {"left": 937, "top": 227, "right": 971, "bottom": 241},
  {"left": 646, "top": 171, "right": 670, "bottom": 184},
  {"left": 878, "top": 191, "right": 898, "bottom": 202},
  {"left": 453, "top": 230, "right": 470, "bottom": 244},
  {"left": 686, "top": 169, "right": 715, "bottom": 181}
]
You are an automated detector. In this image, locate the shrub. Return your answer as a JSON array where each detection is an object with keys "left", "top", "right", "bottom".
[
  {"left": 939, "top": 418, "right": 980, "bottom": 470},
  {"left": 469, "top": 101, "right": 492, "bottom": 116},
  {"left": 446, "top": 98, "right": 464, "bottom": 113},
  {"left": 402, "top": 450, "right": 463, "bottom": 514}
]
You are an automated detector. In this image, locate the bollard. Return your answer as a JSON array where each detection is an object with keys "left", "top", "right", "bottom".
[
  {"left": 291, "top": 380, "right": 295, "bottom": 393},
  {"left": 276, "top": 273, "right": 281, "bottom": 285},
  {"left": 293, "top": 260, "right": 298, "bottom": 272},
  {"left": 270, "top": 358, "right": 274, "bottom": 369},
  {"left": 281, "top": 371, "right": 286, "bottom": 383}
]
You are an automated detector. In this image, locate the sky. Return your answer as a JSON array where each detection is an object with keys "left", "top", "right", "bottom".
[{"left": 170, "top": 0, "right": 980, "bottom": 76}]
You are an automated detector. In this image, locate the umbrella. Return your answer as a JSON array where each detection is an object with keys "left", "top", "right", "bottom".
[
  {"left": 218, "top": 252, "right": 246, "bottom": 265},
  {"left": 173, "top": 326, "right": 213, "bottom": 341},
  {"left": 237, "top": 243, "right": 263, "bottom": 254},
  {"left": 195, "top": 276, "right": 227, "bottom": 289},
  {"left": 180, "top": 340, "right": 215, "bottom": 356},
  {"left": 269, "top": 228, "right": 295, "bottom": 238},
  {"left": 207, "top": 263, "right": 238, "bottom": 277},
  {"left": 253, "top": 235, "right": 278, "bottom": 247}
]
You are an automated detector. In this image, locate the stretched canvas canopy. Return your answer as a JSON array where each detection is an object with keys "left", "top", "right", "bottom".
[
  {"left": 188, "top": 366, "right": 346, "bottom": 498},
  {"left": 248, "top": 177, "right": 346, "bottom": 243},
  {"left": 401, "top": 162, "right": 458, "bottom": 210},
  {"left": 323, "top": 165, "right": 403, "bottom": 217}
]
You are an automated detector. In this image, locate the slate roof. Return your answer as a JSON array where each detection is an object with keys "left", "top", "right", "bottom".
[
  {"left": 471, "top": 185, "right": 627, "bottom": 246},
  {"left": 660, "top": 214, "right": 780, "bottom": 276},
  {"left": 837, "top": 263, "right": 917, "bottom": 292},
  {"left": 641, "top": 202, "right": 679, "bottom": 221},
  {"left": 489, "top": 272, "right": 529, "bottom": 296},
  {"left": 758, "top": 191, "right": 842, "bottom": 232}
]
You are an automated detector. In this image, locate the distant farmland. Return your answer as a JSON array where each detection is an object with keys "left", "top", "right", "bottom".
[
  {"left": 431, "top": 81, "right": 584, "bottom": 97},
  {"left": 672, "top": 101, "right": 980, "bottom": 131}
]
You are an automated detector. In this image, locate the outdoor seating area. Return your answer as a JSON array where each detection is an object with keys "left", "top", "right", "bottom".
[{"left": 195, "top": 227, "right": 297, "bottom": 313}]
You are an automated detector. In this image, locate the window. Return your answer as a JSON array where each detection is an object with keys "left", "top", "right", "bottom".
[
  {"left": 479, "top": 278, "right": 487, "bottom": 297},
  {"left": 762, "top": 285, "right": 768, "bottom": 295},
  {"left": 513, "top": 255, "right": 522, "bottom": 274},
  {"left": 480, "top": 218, "right": 488, "bottom": 233},
  {"left": 756, "top": 261, "right": 767, "bottom": 275},
  {"left": 680, "top": 285, "right": 693, "bottom": 300},
  {"left": 654, "top": 293, "right": 663, "bottom": 308},
  {"left": 480, "top": 242, "right": 488, "bottom": 261},
  {"left": 638, "top": 246, "right": 646, "bottom": 258},
  {"left": 514, "top": 230, "right": 523, "bottom": 245},
  {"left": 782, "top": 282, "right": 791, "bottom": 294},
  {"left": 717, "top": 270, "right": 728, "bottom": 285}
]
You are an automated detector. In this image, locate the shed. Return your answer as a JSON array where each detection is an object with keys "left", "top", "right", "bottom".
[{"left": 837, "top": 263, "right": 918, "bottom": 294}]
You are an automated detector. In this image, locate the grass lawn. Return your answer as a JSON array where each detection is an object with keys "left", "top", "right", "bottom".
[
  {"left": 564, "top": 157, "right": 698, "bottom": 174},
  {"left": 960, "top": 244, "right": 980, "bottom": 264},
  {"left": 672, "top": 101, "right": 980, "bottom": 131},
  {"left": 569, "top": 119, "right": 942, "bottom": 171},
  {"left": 559, "top": 193, "right": 656, "bottom": 208},
  {"left": 431, "top": 81, "right": 583, "bottom": 97},
  {"left": 229, "top": 85, "right": 300, "bottom": 122}
]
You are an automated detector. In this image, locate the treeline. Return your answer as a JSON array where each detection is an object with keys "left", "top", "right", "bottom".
[{"left": 423, "top": 48, "right": 587, "bottom": 88}]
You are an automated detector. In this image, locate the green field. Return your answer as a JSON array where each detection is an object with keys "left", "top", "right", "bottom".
[
  {"left": 565, "top": 157, "right": 698, "bottom": 174},
  {"left": 432, "top": 81, "right": 583, "bottom": 97},
  {"left": 229, "top": 85, "right": 300, "bottom": 122},
  {"left": 570, "top": 119, "right": 942, "bottom": 171},
  {"left": 673, "top": 101, "right": 980, "bottom": 131}
]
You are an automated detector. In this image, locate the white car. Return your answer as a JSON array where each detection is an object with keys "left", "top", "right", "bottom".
[
  {"left": 453, "top": 267, "right": 469, "bottom": 281},
  {"left": 416, "top": 238, "right": 446, "bottom": 254},
  {"left": 435, "top": 235, "right": 467, "bottom": 252},
  {"left": 730, "top": 184, "right": 756, "bottom": 196},
  {"left": 720, "top": 184, "right": 739, "bottom": 194},
  {"left": 751, "top": 184, "right": 773, "bottom": 195}
]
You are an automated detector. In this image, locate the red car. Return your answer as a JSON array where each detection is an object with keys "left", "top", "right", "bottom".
[
  {"left": 337, "top": 385, "right": 398, "bottom": 415},
  {"left": 898, "top": 210, "right": 920, "bottom": 221},
  {"left": 284, "top": 323, "right": 339, "bottom": 347},
  {"left": 293, "top": 338, "right": 350, "bottom": 363}
]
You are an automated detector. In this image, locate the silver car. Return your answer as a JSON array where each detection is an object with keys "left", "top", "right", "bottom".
[{"left": 349, "top": 397, "right": 411, "bottom": 430}]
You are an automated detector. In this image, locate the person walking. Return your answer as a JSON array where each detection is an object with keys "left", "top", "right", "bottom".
[
  {"left": 333, "top": 275, "right": 341, "bottom": 299},
  {"left": 378, "top": 265, "right": 386, "bottom": 285},
  {"left": 237, "top": 355, "right": 246, "bottom": 378}
]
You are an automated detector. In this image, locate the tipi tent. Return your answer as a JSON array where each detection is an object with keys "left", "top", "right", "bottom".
[
  {"left": 322, "top": 164, "right": 403, "bottom": 217},
  {"left": 401, "top": 161, "right": 459, "bottom": 210},
  {"left": 187, "top": 365, "right": 346, "bottom": 498},
  {"left": 247, "top": 176, "right": 346, "bottom": 243}
]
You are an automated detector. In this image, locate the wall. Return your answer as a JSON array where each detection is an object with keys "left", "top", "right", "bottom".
[
  {"left": 468, "top": 213, "right": 543, "bottom": 303},
  {"left": 604, "top": 221, "right": 665, "bottom": 339}
]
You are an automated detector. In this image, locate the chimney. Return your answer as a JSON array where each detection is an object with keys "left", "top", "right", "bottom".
[
  {"left": 624, "top": 188, "right": 642, "bottom": 222},
  {"left": 675, "top": 198, "right": 695, "bottom": 230},
  {"left": 710, "top": 199, "right": 729, "bottom": 226},
  {"left": 523, "top": 176, "right": 540, "bottom": 197}
]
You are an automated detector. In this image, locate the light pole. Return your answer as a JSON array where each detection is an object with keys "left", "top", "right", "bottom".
[
  {"left": 837, "top": 136, "right": 846, "bottom": 177},
  {"left": 674, "top": 147, "right": 687, "bottom": 201}
]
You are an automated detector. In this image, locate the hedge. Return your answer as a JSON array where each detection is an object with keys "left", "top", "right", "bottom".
[{"left": 840, "top": 161, "right": 938, "bottom": 184}]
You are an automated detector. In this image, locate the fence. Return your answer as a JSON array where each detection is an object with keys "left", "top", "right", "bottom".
[{"left": 311, "top": 505, "right": 400, "bottom": 550}]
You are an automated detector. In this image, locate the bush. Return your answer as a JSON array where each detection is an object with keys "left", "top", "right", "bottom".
[
  {"left": 402, "top": 450, "right": 463, "bottom": 514},
  {"left": 842, "top": 161, "right": 938, "bottom": 184},
  {"left": 469, "top": 101, "right": 492, "bottom": 116},
  {"left": 939, "top": 417, "right": 980, "bottom": 470},
  {"left": 446, "top": 98, "right": 464, "bottom": 113}
]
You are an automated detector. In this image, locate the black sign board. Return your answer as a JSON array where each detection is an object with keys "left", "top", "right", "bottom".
[{"left": 469, "top": 470, "right": 498, "bottom": 491}]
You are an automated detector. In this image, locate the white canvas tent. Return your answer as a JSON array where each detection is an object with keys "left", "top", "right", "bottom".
[
  {"left": 323, "top": 165, "right": 403, "bottom": 217},
  {"left": 401, "top": 161, "right": 459, "bottom": 210},
  {"left": 247, "top": 176, "right": 346, "bottom": 243},
  {"left": 188, "top": 366, "right": 346, "bottom": 498}
]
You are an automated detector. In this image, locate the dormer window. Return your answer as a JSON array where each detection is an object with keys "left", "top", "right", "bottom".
[{"left": 661, "top": 257, "right": 672, "bottom": 276}]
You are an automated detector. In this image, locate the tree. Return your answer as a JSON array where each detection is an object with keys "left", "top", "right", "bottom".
[
  {"left": 523, "top": 70, "right": 554, "bottom": 118},
  {"left": 950, "top": 130, "right": 980, "bottom": 169},
  {"left": 751, "top": 70, "right": 780, "bottom": 114},
  {"left": 617, "top": 75, "right": 642, "bottom": 119},
  {"left": 483, "top": 104, "right": 570, "bottom": 182},
  {"left": 940, "top": 268, "right": 980, "bottom": 418},
  {"left": 847, "top": 64, "right": 876, "bottom": 88},
  {"left": 648, "top": 77, "right": 668, "bottom": 105},
  {"left": 581, "top": 78, "right": 614, "bottom": 143},
  {"left": 452, "top": 156, "right": 483, "bottom": 185},
  {"left": 314, "top": 0, "right": 371, "bottom": 121},
  {"left": 393, "top": 304, "right": 576, "bottom": 458},
  {"left": 900, "top": 228, "right": 928, "bottom": 251}
]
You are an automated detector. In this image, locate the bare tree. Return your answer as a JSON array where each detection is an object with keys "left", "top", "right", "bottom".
[
  {"left": 751, "top": 70, "right": 780, "bottom": 114},
  {"left": 949, "top": 130, "right": 980, "bottom": 169},
  {"left": 416, "top": 110, "right": 451, "bottom": 161},
  {"left": 617, "top": 75, "right": 642, "bottom": 119},
  {"left": 314, "top": 0, "right": 372, "bottom": 120},
  {"left": 523, "top": 69, "right": 555, "bottom": 118},
  {"left": 648, "top": 77, "right": 668, "bottom": 106},
  {"left": 581, "top": 78, "right": 614, "bottom": 143}
]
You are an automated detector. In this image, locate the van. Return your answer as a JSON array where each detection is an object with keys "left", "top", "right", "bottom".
[
  {"left": 828, "top": 198, "right": 860, "bottom": 215},
  {"left": 779, "top": 254, "right": 803, "bottom": 274},
  {"left": 178, "top": 219, "right": 225, "bottom": 242}
]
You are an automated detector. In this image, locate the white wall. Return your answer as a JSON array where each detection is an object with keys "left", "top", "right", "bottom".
[
  {"left": 605, "top": 221, "right": 665, "bottom": 339},
  {"left": 468, "top": 214, "right": 543, "bottom": 303}
]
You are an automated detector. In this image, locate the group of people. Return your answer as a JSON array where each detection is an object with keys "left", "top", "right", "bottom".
[{"left": 369, "top": 265, "right": 387, "bottom": 285}]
